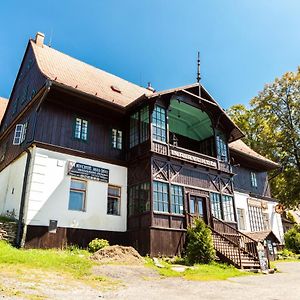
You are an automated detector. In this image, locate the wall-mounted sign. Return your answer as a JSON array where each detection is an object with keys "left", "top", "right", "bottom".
[
  {"left": 170, "top": 149, "right": 217, "bottom": 168},
  {"left": 68, "top": 161, "right": 109, "bottom": 183},
  {"left": 275, "top": 204, "right": 285, "bottom": 214}
]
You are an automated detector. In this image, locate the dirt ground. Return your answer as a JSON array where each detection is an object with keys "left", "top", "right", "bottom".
[{"left": 0, "top": 262, "right": 299, "bottom": 299}]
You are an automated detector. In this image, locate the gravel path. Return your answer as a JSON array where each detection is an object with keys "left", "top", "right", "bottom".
[
  {"left": 102, "top": 262, "right": 300, "bottom": 300},
  {"left": 0, "top": 262, "right": 299, "bottom": 299}
]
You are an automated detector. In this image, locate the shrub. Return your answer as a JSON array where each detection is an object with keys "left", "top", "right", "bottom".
[
  {"left": 284, "top": 225, "right": 300, "bottom": 254},
  {"left": 185, "top": 218, "right": 215, "bottom": 264},
  {"left": 88, "top": 238, "right": 109, "bottom": 253}
]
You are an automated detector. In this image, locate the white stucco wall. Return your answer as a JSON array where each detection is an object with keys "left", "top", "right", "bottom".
[
  {"left": 0, "top": 152, "right": 28, "bottom": 218},
  {"left": 234, "top": 191, "right": 284, "bottom": 243},
  {"left": 24, "top": 147, "right": 128, "bottom": 232}
]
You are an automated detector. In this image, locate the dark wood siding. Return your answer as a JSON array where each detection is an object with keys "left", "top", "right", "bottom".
[
  {"left": 1, "top": 43, "right": 46, "bottom": 134},
  {"left": 35, "top": 93, "right": 126, "bottom": 164},
  {"left": 232, "top": 166, "right": 270, "bottom": 197}
]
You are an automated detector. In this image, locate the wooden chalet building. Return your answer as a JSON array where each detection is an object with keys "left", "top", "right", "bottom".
[{"left": 0, "top": 33, "right": 283, "bottom": 268}]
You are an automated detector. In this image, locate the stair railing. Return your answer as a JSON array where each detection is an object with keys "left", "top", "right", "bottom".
[{"left": 212, "top": 216, "right": 259, "bottom": 260}]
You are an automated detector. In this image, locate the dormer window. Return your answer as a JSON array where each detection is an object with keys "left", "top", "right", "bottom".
[
  {"left": 251, "top": 171, "right": 257, "bottom": 187},
  {"left": 13, "top": 123, "right": 27, "bottom": 145}
]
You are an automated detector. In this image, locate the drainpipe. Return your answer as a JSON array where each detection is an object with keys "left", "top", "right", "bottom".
[{"left": 16, "top": 148, "right": 32, "bottom": 248}]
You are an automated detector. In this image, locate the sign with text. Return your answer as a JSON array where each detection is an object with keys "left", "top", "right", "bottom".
[
  {"left": 170, "top": 149, "right": 217, "bottom": 168},
  {"left": 68, "top": 161, "right": 109, "bottom": 183}
]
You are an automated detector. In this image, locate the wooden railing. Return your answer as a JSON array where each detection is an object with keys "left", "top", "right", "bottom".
[
  {"left": 212, "top": 217, "right": 259, "bottom": 260},
  {"left": 152, "top": 140, "right": 231, "bottom": 173}
]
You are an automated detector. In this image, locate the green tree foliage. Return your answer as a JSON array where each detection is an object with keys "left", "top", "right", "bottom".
[
  {"left": 186, "top": 218, "right": 215, "bottom": 264},
  {"left": 228, "top": 68, "right": 300, "bottom": 207},
  {"left": 284, "top": 225, "right": 300, "bottom": 254}
]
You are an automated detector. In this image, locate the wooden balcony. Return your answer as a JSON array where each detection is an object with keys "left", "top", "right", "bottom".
[{"left": 151, "top": 140, "right": 232, "bottom": 173}]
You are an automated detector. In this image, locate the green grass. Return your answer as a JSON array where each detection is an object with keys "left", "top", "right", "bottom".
[
  {"left": 0, "top": 240, "right": 92, "bottom": 278},
  {"left": 145, "top": 257, "right": 251, "bottom": 281},
  {"left": 0, "top": 216, "right": 16, "bottom": 223}
]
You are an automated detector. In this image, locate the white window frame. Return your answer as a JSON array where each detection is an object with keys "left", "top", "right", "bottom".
[
  {"left": 112, "top": 128, "right": 123, "bottom": 150},
  {"left": 74, "top": 117, "right": 88, "bottom": 141},
  {"left": 13, "top": 123, "right": 27, "bottom": 145},
  {"left": 68, "top": 178, "right": 87, "bottom": 212}
]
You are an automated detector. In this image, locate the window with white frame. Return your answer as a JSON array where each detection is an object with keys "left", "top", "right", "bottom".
[
  {"left": 107, "top": 185, "right": 121, "bottom": 215},
  {"left": 248, "top": 204, "right": 264, "bottom": 231},
  {"left": 13, "top": 123, "right": 27, "bottom": 145},
  {"left": 69, "top": 178, "right": 86, "bottom": 211},
  {"left": 210, "top": 192, "right": 222, "bottom": 219},
  {"left": 222, "top": 195, "right": 235, "bottom": 222},
  {"left": 74, "top": 117, "right": 88, "bottom": 141},
  {"left": 250, "top": 172, "right": 257, "bottom": 187},
  {"left": 112, "top": 129, "right": 122, "bottom": 150},
  {"left": 171, "top": 185, "right": 184, "bottom": 214}
]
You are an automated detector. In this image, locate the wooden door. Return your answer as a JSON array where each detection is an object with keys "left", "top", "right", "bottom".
[{"left": 189, "top": 195, "right": 208, "bottom": 224}]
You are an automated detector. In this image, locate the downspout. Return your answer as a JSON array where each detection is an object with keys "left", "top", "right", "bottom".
[
  {"left": 16, "top": 81, "right": 52, "bottom": 247},
  {"left": 16, "top": 148, "right": 32, "bottom": 248}
]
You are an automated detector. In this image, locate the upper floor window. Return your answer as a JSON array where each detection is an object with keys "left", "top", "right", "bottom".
[
  {"left": 140, "top": 106, "right": 149, "bottom": 143},
  {"left": 152, "top": 106, "right": 166, "bottom": 143},
  {"left": 216, "top": 132, "right": 228, "bottom": 162},
  {"left": 74, "top": 117, "right": 88, "bottom": 141},
  {"left": 130, "top": 112, "right": 139, "bottom": 148},
  {"left": 107, "top": 185, "right": 121, "bottom": 215},
  {"left": 250, "top": 171, "right": 257, "bottom": 187},
  {"left": 69, "top": 178, "right": 86, "bottom": 211},
  {"left": 112, "top": 129, "right": 122, "bottom": 150},
  {"left": 13, "top": 122, "right": 27, "bottom": 145}
]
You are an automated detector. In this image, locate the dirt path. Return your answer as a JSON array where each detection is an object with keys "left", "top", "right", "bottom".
[{"left": 0, "top": 262, "right": 299, "bottom": 299}]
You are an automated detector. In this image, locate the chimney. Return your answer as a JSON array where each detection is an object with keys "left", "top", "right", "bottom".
[
  {"left": 35, "top": 32, "right": 45, "bottom": 47},
  {"left": 146, "top": 82, "right": 155, "bottom": 92}
]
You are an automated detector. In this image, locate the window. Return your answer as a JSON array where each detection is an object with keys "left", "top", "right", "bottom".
[
  {"left": 171, "top": 185, "right": 184, "bottom": 214},
  {"left": 250, "top": 172, "right": 257, "bottom": 187},
  {"left": 74, "top": 118, "right": 88, "bottom": 141},
  {"left": 69, "top": 179, "right": 86, "bottom": 211},
  {"left": 13, "top": 123, "right": 27, "bottom": 145},
  {"left": 107, "top": 185, "right": 121, "bottom": 215},
  {"left": 130, "top": 112, "right": 139, "bottom": 148},
  {"left": 152, "top": 106, "right": 166, "bottom": 142},
  {"left": 237, "top": 208, "right": 246, "bottom": 230},
  {"left": 222, "top": 195, "right": 235, "bottom": 222},
  {"left": 262, "top": 213, "right": 270, "bottom": 230},
  {"left": 140, "top": 106, "right": 149, "bottom": 143},
  {"left": 248, "top": 204, "right": 264, "bottom": 231},
  {"left": 216, "top": 132, "right": 228, "bottom": 162},
  {"left": 153, "top": 181, "right": 169, "bottom": 212},
  {"left": 210, "top": 193, "right": 222, "bottom": 219},
  {"left": 112, "top": 129, "right": 122, "bottom": 150},
  {"left": 129, "top": 182, "right": 150, "bottom": 216}
]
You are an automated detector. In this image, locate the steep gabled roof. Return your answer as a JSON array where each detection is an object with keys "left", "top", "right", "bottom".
[
  {"left": 229, "top": 139, "right": 280, "bottom": 171},
  {"left": 30, "top": 40, "right": 153, "bottom": 107},
  {"left": 0, "top": 97, "right": 8, "bottom": 123}
]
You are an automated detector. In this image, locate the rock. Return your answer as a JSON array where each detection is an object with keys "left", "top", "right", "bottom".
[{"left": 153, "top": 257, "right": 164, "bottom": 268}]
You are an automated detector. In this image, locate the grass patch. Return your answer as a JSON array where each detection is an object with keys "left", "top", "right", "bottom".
[
  {"left": 145, "top": 257, "right": 251, "bottom": 281},
  {"left": 0, "top": 240, "right": 92, "bottom": 278},
  {"left": 0, "top": 216, "right": 16, "bottom": 223}
]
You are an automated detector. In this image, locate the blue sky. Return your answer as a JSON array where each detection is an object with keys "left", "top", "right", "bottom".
[{"left": 0, "top": 0, "right": 300, "bottom": 108}]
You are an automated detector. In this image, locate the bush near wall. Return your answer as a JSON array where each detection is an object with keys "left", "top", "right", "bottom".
[
  {"left": 186, "top": 218, "right": 215, "bottom": 264},
  {"left": 284, "top": 225, "right": 300, "bottom": 254}
]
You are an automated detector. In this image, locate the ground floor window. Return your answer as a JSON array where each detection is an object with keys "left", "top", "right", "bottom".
[
  {"left": 210, "top": 193, "right": 222, "bottom": 219},
  {"left": 237, "top": 208, "right": 246, "bottom": 230},
  {"left": 107, "top": 185, "right": 121, "bottom": 215},
  {"left": 171, "top": 185, "right": 184, "bottom": 214},
  {"left": 248, "top": 204, "right": 264, "bottom": 231},
  {"left": 222, "top": 195, "right": 235, "bottom": 222},
  {"left": 69, "top": 178, "right": 86, "bottom": 211},
  {"left": 153, "top": 181, "right": 169, "bottom": 212},
  {"left": 128, "top": 183, "right": 150, "bottom": 216}
]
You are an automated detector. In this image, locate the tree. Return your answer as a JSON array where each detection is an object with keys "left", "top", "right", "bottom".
[
  {"left": 228, "top": 67, "right": 300, "bottom": 207},
  {"left": 284, "top": 225, "right": 300, "bottom": 254},
  {"left": 186, "top": 218, "right": 215, "bottom": 264}
]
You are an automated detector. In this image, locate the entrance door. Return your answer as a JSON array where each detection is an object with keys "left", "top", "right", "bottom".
[{"left": 189, "top": 195, "right": 207, "bottom": 224}]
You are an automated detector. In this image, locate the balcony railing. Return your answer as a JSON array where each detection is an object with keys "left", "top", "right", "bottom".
[{"left": 152, "top": 140, "right": 232, "bottom": 173}]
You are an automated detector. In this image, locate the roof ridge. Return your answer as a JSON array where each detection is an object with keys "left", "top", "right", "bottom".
[{"left": 30, "top": 40, "right": 150, "bottom": 93}]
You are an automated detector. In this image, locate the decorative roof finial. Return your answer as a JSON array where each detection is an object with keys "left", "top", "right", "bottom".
[{"left": 196, "top": 51, "right": 201, "bottom": 83}]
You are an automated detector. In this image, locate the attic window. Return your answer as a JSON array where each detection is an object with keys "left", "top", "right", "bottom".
[{"left": 111, "top": 85, "right": 121, "bottom": 93}]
